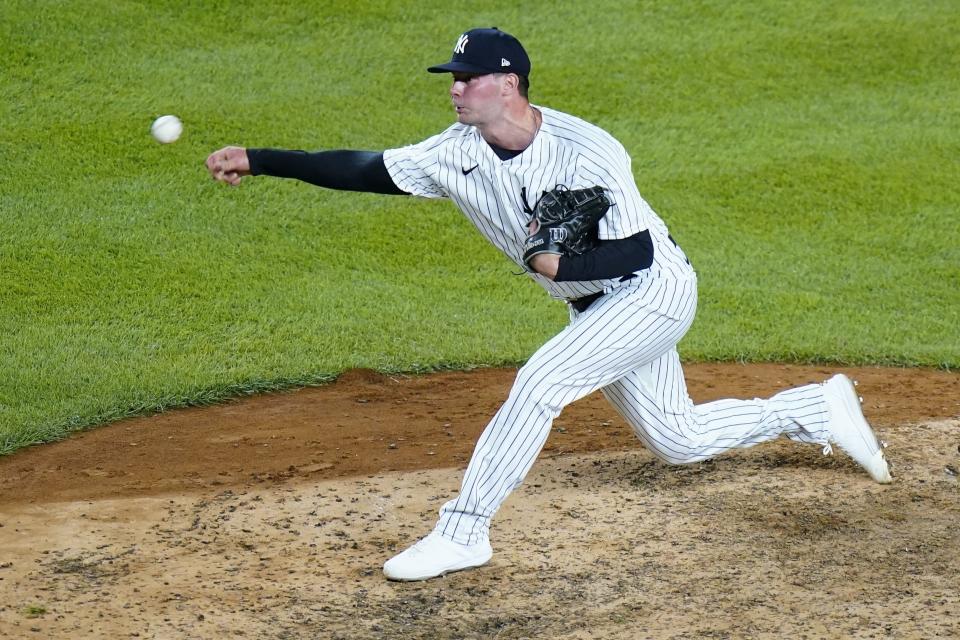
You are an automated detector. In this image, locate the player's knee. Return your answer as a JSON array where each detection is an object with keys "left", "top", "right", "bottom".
[
  {"left": 510, "top": 363, "right": 568, "bottom": 413},
  {"left": 626, "top": 417, "right": 713, "bottom": 465}
]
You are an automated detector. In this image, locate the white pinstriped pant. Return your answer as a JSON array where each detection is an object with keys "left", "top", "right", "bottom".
[{"left": 436, "top": 275, "right": 832, "bottom": 545}]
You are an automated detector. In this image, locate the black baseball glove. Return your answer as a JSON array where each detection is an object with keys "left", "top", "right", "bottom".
[{"left": 522, "top": 185, "right": 611, "bottom": 267}]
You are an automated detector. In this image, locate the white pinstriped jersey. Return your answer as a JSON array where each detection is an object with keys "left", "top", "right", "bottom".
[{"left": 383, "top": 106, "right": 696, "bottom": 300}]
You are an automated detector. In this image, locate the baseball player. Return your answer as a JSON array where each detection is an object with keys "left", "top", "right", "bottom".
[{"left": 205, "top": 27, "right": 891, "bottom": 582}]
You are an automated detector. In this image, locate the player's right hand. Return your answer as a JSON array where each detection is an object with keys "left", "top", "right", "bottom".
[{"left": 206, "top": 146, "right": 251, "bottom": 186}]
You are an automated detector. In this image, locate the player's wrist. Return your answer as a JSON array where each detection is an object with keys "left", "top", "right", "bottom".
[{"left": 527, "top": 253, "right": 560, "bottom": 279}]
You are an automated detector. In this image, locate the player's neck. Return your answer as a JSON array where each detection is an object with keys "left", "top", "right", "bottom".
[{"left": 479, "top": 104, "right": 541, "bottom": 152}]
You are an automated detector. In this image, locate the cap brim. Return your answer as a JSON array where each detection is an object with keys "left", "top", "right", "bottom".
[{"left": 426, "top": 61, "right": 495, "bottom": 74}]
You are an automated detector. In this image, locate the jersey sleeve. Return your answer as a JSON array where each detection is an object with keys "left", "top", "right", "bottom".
[
  {"left": 382, "top": 131, "right": 454, "bottom": 199},
  {"left": 576, "top": 144, "right": 654, "bottom": 241}
]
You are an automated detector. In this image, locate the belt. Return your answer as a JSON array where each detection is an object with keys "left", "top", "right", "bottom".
[
  {"left": 568, "top": 290, "right": 604, "bottom": 313},
  {"left": 567, "top": 273, "right": 638, "bottom": 313}
]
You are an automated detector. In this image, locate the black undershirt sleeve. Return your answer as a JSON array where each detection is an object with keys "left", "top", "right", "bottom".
[
  {"left": 246, "top": 148, "right": 408, "bottom": 195},
  {"left": 553, "top": 229, "right": 654, "bottom": 282}
]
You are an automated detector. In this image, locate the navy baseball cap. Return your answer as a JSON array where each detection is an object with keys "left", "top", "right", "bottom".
[{"left": 428, "top": 27, "right": 531, "bottom": 76}]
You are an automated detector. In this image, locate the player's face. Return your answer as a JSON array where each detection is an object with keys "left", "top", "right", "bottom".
[{"left": 449, "top": 72, "right": 506, "bottom": 126}]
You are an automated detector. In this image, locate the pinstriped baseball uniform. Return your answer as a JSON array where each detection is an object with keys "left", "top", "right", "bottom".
[{"left": 383, "top": 106, "right": 833, "bottom": 545}]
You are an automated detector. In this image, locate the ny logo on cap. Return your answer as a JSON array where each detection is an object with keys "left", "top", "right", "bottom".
[{"left": 454, "top": 34, "right": 469, "bottom": 54}]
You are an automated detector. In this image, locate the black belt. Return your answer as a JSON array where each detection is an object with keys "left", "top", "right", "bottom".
[
  {"left": 567, "top": 273, "right": 639, "bottom": 313},
  {"left": 568, "top": 290, "right": 604, "bottom": 313}
]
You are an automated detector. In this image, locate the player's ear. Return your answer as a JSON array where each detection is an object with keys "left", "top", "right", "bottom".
[{"left": 501, "top": 73, "right": 520, "bottom": 96}]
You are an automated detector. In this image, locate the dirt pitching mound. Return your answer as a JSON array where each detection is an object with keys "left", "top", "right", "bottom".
[{"left": 1, "top": 363, "right": 958, "bottom": 638}]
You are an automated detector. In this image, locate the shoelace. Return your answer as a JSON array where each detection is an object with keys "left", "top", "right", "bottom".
[
  {"left": 409, "top": 535, "right": 437, "bottom": 554},
  {"left": 822, "top": 440, "right": 887, "bottom": 457}
]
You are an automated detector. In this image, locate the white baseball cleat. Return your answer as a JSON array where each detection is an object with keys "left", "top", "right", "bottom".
[
  {"left": 383, "top": 532, "right": 492, "bottom": 581},
  {"left": 821, "top": 374, "right": 892, "bottom": 483}
]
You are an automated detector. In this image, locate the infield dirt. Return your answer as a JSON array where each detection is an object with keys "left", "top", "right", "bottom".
[{"left": 1, "top": 363, "right": 958, "bottom": 639}]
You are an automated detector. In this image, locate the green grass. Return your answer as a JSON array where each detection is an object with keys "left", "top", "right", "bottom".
[{"left": 1, "top": 0, "right": 957, "bottom": 454}]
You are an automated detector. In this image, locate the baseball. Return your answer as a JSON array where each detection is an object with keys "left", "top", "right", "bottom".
[{"left": 151, "top": 115, "right": 183, "bottom": 144}]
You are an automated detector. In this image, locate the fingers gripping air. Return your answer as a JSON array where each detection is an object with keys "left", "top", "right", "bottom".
[{"left": 522, "top": 185, "right": 611, "bottom": 267}]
